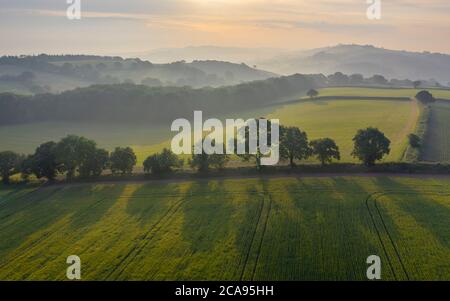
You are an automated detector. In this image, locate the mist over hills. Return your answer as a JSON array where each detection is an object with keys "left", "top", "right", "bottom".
[
  {"left": 128, "top": 46, "right": 287, "bottom": 65},
  {"left": 258, "top": 45, "right": 450, "bottom": 84},
  {"left": 0, "top": 55, "right": 275, "bottom": 95},
  {"left": 138, "top": 44, "right": 450, "bottom": 85},
  {"left": 3, "top": 44, "right": 449, "bottom": 96}
]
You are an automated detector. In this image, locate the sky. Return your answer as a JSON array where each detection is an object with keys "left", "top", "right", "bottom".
[{"left": 1, "top": 0, "right": 450, "bottom": 55}]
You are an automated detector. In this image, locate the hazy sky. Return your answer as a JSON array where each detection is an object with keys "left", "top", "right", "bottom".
[{"left": 1, "top": 0, "right": 449, "bottom": 55}]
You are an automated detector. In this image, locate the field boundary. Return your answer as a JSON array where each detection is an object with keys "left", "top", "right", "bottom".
[{"left": 268, "top": 95, "right": 414, "bottom": 108}]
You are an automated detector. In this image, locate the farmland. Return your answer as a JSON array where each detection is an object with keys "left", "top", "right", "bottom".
[
  {"left": 1, "top": 87, "right": 449, "bottom": 165},
  {"left": 421, "top": 101, "right": 450, "bottom": 162},
  {"left": 0, "top": 122, "right": 171, "bottom": 166},
  {"left": 0, "top": 98, "right": 418, "bottom": 165},
  {"left": 315, "top": 87, "right": 450, "bottom": 99},
  {"left": 267, "top": 99, "right": 418, "bottom": 162},
  {"left": 0, "top": 176, "right": 448, "bottom": 280}
]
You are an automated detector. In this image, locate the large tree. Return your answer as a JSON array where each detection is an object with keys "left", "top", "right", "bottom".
[
  {"left": 310, "top": 138, "right": 341, "bottom": 166},
  {"left": 78, "top": 148, "right": 110, "bottom": 178},
  {"left": 307, "top": 89, "right": 319, "bottom": 99},
  {"left": 351, "top": 128, "right": 391, "bottom": 166},
  {"left": 279, "top": 126, "right": 311, "bottom": 168},
  {"left": 415, "top": 90, "right": 435, "bottom": 104},
  {"left": 56, "top": 135, "right": 97, "bottom": 180},
  {"left": 110, "top": 147, "right": 137, "bottom": 175},
  {"left": 189, "top": 140, "right": 229, "bottom": 172},
  {"left": 144, "top": 148, "right": 182, "bottom": 175},
  {"left": 25, "top": 141, "right": 61, "bottom": 181},
  {"left": 235, "top": 119, "right": 276, "bottom": 169},
  {"left": 0, "top": 151, "right": 23, "bottom": 184}
]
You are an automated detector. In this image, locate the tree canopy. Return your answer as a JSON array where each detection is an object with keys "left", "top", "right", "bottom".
[
  {"left": 310, "top": 138, "right": 341, "bottom": 166},
  {"left": 415, "top": 90, "right": 436, "bottom": 104},
  {"left": 0, "top": 151, "right": 23, "bottom": 184},
  {"left": 110, "top": 147, "right": 137, "bottom": 175},
  {"left": 351, "top": 128, "right": 391, "bottom": 166},
  {"left": 279, "top": 126, "right": 311, "bottom": 167},
  {"left": 143, "top": 148, "right": 183, "bottom": 175}
]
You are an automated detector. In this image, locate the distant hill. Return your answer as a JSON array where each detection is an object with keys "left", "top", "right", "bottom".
[
  {"left": 257, "top": 44, "right": 450, "bottom": 84},
  {"left": 129, "top": 46, "right": 287, "bottom": 64},
  {"left": 0, "top": 55, "right": 276, "bottom": 94},
  {"left": 130, "top": 44, "right": 450, "bottom": 84}
]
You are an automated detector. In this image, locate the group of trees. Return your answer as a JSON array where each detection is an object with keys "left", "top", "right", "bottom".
[
  {"left": 0, "top": 74, "right": 321, "bottom": 125},
  {"left": 278, "top": 126, "right": 389, "bottom": 168},
  {"left": 0, "top": 127, "right": 392, "bottom": 184},
  {"left": 326, "top": 72, "right": 441, "bottom": 89},
  {"left": 0, "top": 135, "right": 137, "bottom": 183},
  {"left": 141, "top": 125, "right": 390, "bottom": 176}
]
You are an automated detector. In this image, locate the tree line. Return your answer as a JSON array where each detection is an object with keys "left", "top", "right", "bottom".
[
  {"left": 0, "top": 127, "right": 393, "bottom": 184},
  {"left": 0, "top": 74, "right": 323, "bottom": 125}
]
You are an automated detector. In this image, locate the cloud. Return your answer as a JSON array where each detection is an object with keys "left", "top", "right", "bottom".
[{"left": 0, "top": 0, "right": 449, "bottom": 54}]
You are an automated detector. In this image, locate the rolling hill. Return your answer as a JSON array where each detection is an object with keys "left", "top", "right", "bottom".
[
  {"left": 257, "top": 44, "right": 450, "bottom": 84},
  {"left": 0, "top": 55, "right": 276, "bottom": 94}
]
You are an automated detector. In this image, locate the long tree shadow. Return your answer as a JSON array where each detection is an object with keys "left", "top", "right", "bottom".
[
  {"left": 125, "top": 182, "right": 185, "bottom": 226},
  {"left": 0, "top": 184, "right": 124, "bottom": 268},
  {"left": 180, "top": 180, "right": 234, "bottom": 254},
  {"left": 372, "top": 177, "right": 450, "bottom": 249},
  {"left": 257, "top": 177, "right": 394, "bottom": 281}
]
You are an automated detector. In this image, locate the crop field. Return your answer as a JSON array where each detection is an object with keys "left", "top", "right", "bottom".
[
  {"left": 422, "top": 101, "right": 450, "bottom": 162},
  {"left": 0, "top": 176, "right": 448, "bottom": 281},
  {"left": 267, "top": 99, "right": 418, "bottom": 162}
]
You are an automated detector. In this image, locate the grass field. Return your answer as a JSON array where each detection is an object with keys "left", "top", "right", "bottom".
[
  {"left": 267, "top": 99, "right": 418, "bottom": 162},
  {"left": 0, "top": 122, "right": 171, "bottom": 166},
  {"left": 422, "top": 101, "right": 450, "bottom": 162},
  {"left": 0, "top": 106, "right": 274, "bottom": 166},
  {"left": 0, "top": 99, "right": 419, "bottom": 165},
  {"left": 316, "top": 87, "right": 450, "bottom": 99},
  {"left": 0, "top": 176, "right": 448, "bottom": 280},
  {"left": 2, "top": 87, "right": 449, "bottom": 165}
]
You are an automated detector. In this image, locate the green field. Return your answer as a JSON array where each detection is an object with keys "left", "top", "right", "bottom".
[
  {"left": 267, "top": 99, "right": 418, "bottom": 162},
  {"left": 0, "top": 99, "right": 418, "bottom": 165},
  {"left": 0, "top": 176, "right": 448, "bottom": 280},
  {"left": 316, "top": 87, "right": 450, "bottom": 99},
  {"left": 422, "top": 101, "right": 450, "bottom": 162},
  {"left": 0, "top": 107, "right": 274, "bottom": 166},
  {"left": 2, "top": 87, "right": 450, "bottom": 165},
  {"left": 0, "top": 122, "right": 172, "bottom": 166}
]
